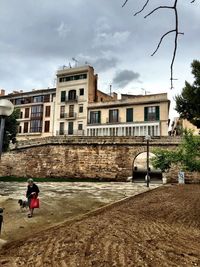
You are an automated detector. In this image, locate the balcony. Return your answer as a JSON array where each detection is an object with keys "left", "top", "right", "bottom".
[
  {"left": 65, "top": 96, "right": 78, "bottom": 103},
  {"left": 64, "top": 112, "right": 77, "bottom": 120}
]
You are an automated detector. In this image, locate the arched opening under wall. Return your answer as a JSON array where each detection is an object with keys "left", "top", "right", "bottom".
[{"left": 132, "top": 152, "right": 162, "bottom": 183}]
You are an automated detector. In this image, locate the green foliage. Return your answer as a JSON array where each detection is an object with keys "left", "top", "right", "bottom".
[
  {"left": 175, "top": 60, "right": 200, "bottom": 128},
  {"left": 151, "top": 130, "right": 200, "bottom": 172},
  {"left": 3, "top": 109, "right": 20, "bottom": 152}
]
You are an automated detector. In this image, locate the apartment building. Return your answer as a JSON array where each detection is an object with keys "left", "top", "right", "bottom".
[
  {"left": 87, "top": 93, "right": 170, "bottom": 136},
  {"left": 0, "top": 65, "right": 170, "bottom": 139},
  {"left": 0, "top": 88, "right": 56, "bottom": 140}
]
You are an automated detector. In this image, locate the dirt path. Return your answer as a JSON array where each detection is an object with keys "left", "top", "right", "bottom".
[{"left": 1, "top": 185, "right": 200, "bottom": 267}]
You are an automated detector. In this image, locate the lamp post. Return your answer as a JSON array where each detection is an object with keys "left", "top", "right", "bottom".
[
  {"left": 0, "top": 99, "right": 14, "bottom": 158},
  {"left": 145, "top": 134, "right": 151, "bottom": 187}
]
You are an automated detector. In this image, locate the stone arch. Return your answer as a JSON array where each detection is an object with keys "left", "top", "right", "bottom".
[{"left": 131, "top": 149, "right": 162, "bottom": 182}]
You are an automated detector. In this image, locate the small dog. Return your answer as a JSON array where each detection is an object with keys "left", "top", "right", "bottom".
[{"left": 18, "top": 199, "right": 29, "bottom": 210}]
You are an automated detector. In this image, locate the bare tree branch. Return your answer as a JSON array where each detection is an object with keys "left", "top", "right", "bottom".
[
  {"left": 151, "top": 30, "right": 176, "bottom": 57},
  {"left": 144, "top": 6, "right": 173, "bottom": 19},
  {"left": 134, "top": 0, "right": 150, "bottom": 16},
  {"left": 122, "top": 0, "right": 197, "bottom": 88}
]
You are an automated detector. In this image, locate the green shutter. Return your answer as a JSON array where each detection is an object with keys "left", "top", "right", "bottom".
[
  {"left": 144, "top": 107, "right": 148, "bottom": 121},
  {"left": 126, "top": 108, "right": 133, "bottom": 122},
  {"left": 98, "top": 111, "right": 101, "bottom": 123},
  {"left": 156, "top": 106, "right": 160, "bottom": 120},
  {"left": 61, "top": 91, "right": 66, "bottom": 102}
]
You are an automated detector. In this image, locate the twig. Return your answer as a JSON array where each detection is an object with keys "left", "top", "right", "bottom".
[
  {"left": 134, "top": 0, "right": 150, "bottom": 16},
  {"left": 151, "top": 30, "right": 176, "bottom": 56},
  {"left": 144, "top": 6, "right": 173, "bottom": 19},
  {"left": 122, "top": 0, "right": 128, "bottom": 8}
]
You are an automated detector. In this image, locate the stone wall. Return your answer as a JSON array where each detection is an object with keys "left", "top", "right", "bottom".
[
  {"left": 166, "top": 165, "right": 200, "bottom": 184},
  {"left": 0, "top": 136, "right": 180, "bottom": 181}
]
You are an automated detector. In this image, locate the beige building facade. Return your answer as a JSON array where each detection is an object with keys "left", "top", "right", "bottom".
[
  {"left": 87, "top": 93, "right": 170, "bottom": 137},
  {"left": 0, "top": 65, "right": 170, "bottom": 139}
]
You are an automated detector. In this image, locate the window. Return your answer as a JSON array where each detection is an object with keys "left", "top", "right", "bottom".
[
  {"left": 126, "top": 108, "right": 133, "bottom": 122},
  {"left": 59, "top": 122, "right": 64, "bottom": 135},
  {"left": 44, "top": 121, "right": 50, "bottom": 132},
  {"left": 15, "top": 98, "right": 24, "bottom": 105},
  {"left": 68, "top": 121, "right": 73, "bottom": 135},
  {"left": 59, "top": 73, "right": 87, "bottom": 83},
  {"left": 44, "top": 94, "right": 50, "bottom": 102},
  {"left": 144, "top": 106, "right": 160, "bottom": 121},
  {"left": 20, "top": 111, "right": 23, "bottom": 119},
  {"left": 90, "top": 111, "right": 101, "bottom": 124},
  {"left": 79, "top": 105, "right": 83, "bottom": 113},
  {"left": 60, "top": 106, "right": 65, "bottom": 118},
  {"left": 68, "top": 90, "right": 76, "bottom": 101},
  {"left": 79, "top": 88, "right": 84, "bottom": 96},
  {"left": 30, "top": 120, "right": 42, "bottom": 133},
  {"left": 61, "top": 91, "right": 66, "bottom": 102},
  {"left": 45, "top": 106, "right": 51, "bottom": 117},
  {"left": 78, "top": 123, "right": 83, "bottom": 131},
  {"left": 24, "top": 122, "right": 29, "bottom": 133},
  {"left": 69, "top": 105, "right": 74, "bottom": 117},
  {"left": 18, "top": 126, "right": 22, "bottom": 134},
  {"left": 33, "top": 95, "right": 43, "bottom": 103},
  {"left": 109, "top": 109, "right": 119, "bottom": 123},
  {"left": 25, "top": 108, "right": 30, "bottom": 118},
  {"left": 31, "top": 105, "right": 43, "bottom": 118}
]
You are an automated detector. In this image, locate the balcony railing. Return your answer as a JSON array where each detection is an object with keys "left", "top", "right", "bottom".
[
  {"left": 65, "top": 96, "right": 78, "bottom": 102},
  {"left": 65, "top": 112, "right": 77, "bottom": 119}
]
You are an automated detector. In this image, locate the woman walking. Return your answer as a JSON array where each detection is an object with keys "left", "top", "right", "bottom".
[{"left": 26, "top": 179, "right": 40, "bottom": 218}]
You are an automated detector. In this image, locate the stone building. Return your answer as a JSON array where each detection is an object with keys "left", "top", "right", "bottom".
[{"left": 0, "top": 65, "right": 170, "bottom": 139}]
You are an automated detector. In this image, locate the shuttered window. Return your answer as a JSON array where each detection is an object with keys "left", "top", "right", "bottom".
[
  {"left": 126, "top": 108, "right": 133, "bottom": 122},
  {"left": 61, "top": 91, "right": 66, "bottom": 102},
  {"left": 144, "top": 106, "right": 160, "bottom": 121}
]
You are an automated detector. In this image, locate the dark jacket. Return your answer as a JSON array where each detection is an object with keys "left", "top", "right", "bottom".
[{"left": 26, "top": 183, "right": 40, "bottom": 199}]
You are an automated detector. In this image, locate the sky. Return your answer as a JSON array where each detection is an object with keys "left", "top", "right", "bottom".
[{"left": 0, "top": 0, "right": 199, "bottom": 121}]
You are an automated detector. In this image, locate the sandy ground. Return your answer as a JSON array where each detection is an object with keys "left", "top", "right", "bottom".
[
  {"left": 0, "top": 182, "right": 158, "bottom": 243},
  {"left": 0, "top": 184, "right": 200, "bottom": 267}
]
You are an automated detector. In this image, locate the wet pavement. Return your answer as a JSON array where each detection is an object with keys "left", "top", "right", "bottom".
[{"left": 0, "top": 181, "right": 161, "bottom": 243}]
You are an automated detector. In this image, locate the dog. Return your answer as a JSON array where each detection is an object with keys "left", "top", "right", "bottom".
[{"left": 18, "top": 199, "right": 29, "bottom": 210}]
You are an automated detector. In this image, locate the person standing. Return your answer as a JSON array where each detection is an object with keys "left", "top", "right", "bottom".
[{"left": 26, "top": 179, "right": 40, "bottom": 218}]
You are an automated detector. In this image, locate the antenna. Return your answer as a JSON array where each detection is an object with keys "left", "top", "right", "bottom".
[
  {"left": 110, "top": 84, "right": 112, "bottom": 96},
  {"left": 72, "top": 57, "right": 78, "bottom": 67},
  {"left": 69, "top": 62, "right": 72, "bottom": 68},
  {"left": 141, "top": 88, "right": 150, "bottom": 95}
]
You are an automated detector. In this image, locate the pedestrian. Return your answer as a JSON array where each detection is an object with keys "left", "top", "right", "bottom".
[{"left": 26, "top": 178, "right": 40, "bottom": 218}]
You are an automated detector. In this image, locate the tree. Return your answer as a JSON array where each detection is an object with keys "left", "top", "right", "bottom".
[
  {"left": 3, "top": 109, "right": 20, "bottom": 152},
  {"left": 151, "top": 130, "right": 200, "bottom": 172},
  {"left": 122, "top": 0, "right": 197, "bottom": 88},
  {"left": 175, "top": 60, "right": 200, "bottom": 128}
]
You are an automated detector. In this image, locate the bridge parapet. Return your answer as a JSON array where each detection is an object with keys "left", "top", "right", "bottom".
[{"left": 12, "top": 136, "right": 182, "bottom": 150}]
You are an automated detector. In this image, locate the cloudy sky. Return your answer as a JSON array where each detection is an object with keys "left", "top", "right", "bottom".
[{"left": 0, "top": 0, "right": 199, "bottom": 120}]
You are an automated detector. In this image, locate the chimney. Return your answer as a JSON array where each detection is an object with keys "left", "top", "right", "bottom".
[{"left": 0, "top": 89, "right": 5, "bottom": 96}]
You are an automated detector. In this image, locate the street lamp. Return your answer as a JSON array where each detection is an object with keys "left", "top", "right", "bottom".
[
  {"left": 145, "top": 134, "right": 151, "bottom": 187},
  {"left": 0, "top": 99, "right": 14, "bottom": 158}
]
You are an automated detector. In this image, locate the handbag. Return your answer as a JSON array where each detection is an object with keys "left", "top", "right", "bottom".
[{"left": 30, "top": 197, "right": 40, "bottom": 209}]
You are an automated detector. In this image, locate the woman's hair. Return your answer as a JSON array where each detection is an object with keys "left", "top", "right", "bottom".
[{"left": 27, "top": 178, "right": 34, "bottom": 183}]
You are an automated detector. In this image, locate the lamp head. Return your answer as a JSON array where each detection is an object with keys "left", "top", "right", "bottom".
[{"left": 0, "top": 99, "right": 14, "bottom": 117}]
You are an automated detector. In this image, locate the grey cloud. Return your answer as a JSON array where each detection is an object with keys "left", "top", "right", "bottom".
[{"left": 113, "top": 70, "right": 140, "bottom": 88}]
